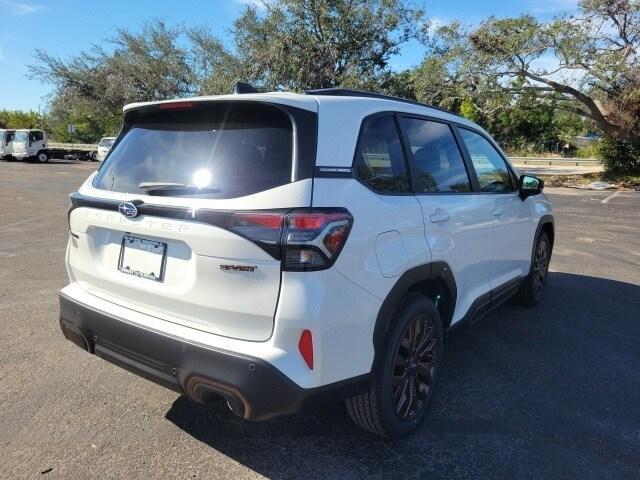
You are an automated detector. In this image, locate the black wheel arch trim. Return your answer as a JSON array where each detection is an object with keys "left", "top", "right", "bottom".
[
  {"left": 373, "top": 262, "right": 457, "bottom": 355},
  {"left": 532, "top": 215, "right": 555, "bottom": 272}
]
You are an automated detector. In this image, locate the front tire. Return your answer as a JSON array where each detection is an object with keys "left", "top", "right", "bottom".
[
  {"left": 36, "top": 151, "right": 49, "bottom": 163},
  {"left": 516, "top": 231, "right": 551, "bottom": 306},
  {"left": 346, "top": 294, "right": 443, "bottom": 438}
]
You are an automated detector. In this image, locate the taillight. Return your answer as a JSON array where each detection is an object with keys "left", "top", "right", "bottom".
[
  {"left": 227, "top": 211, "right": 285, "bottom": 259},
  {"left": 225, "top": 208, "right": 353, "bottom": 271},
  {"left": 282, "top": 209, "right": 352, "bottom": 271}
]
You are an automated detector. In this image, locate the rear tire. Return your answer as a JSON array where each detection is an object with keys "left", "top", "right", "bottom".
[
  {"left": 345, "top": 294, "right": 443, "bottom": 438},
  {"left": 36, "top": 151, "right": 49, "bottom": 163},
  {"left": 515, "top": 232, "right": 551, "bottom": 306}
]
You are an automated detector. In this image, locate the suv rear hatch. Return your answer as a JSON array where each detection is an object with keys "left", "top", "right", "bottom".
[{"left": 67, "top": 99, "right": 317, "bottom": 341}]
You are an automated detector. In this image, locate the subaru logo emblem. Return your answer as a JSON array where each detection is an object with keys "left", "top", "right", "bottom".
[{"left": 119, "top": 202, "right": 138, "bottom": 218}]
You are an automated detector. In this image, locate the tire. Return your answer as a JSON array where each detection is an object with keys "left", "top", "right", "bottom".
[
  {"left": 91, "top": 151, "right": 98, "bottom": 161},
  {"left": 345, "top": 294, "right": 444, "bottom": 438},
  {"left": 515, "top": 231, "right": 551, "bottom": 306},
  {"left": 36, "top": 151, "right": 49, "bottom": 163}
]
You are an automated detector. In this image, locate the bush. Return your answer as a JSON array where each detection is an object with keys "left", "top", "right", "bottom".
[
  {"left": 576, "top": 142, "right": 601, "bottom": 159},
  {"left": 599, "top": 137, "right": 640, "bottom": 175}
]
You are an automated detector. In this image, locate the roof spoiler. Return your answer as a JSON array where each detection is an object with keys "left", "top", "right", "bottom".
[{"left": 234, "top": 82, "right": 258, "bottom": 94}]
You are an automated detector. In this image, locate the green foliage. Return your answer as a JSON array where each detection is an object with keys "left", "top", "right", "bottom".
[
  {"left": 28, "top": 21, "right": 210, "bottom": 142},
  {"left": 599, "top": 137, "right": 640, "bottom": 174},
  {"left": 465, "top": 1, "right": 639, "bottom": 145},
  {"left": 575, "top": 142, "right": 601, "bottom": 159},
  {"left": 459, "top": 99, "right": 478, "bottom": 122},
  {"left": 0, "top": 110, "right": 43, "bottom": 129},
  {"left": 230, "top": 0, "right": 427, "bottom": 90}
]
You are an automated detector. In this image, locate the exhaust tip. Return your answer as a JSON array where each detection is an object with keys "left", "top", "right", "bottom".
[{"left": 185, "top": 376, "right": 252, "bottom": 419}]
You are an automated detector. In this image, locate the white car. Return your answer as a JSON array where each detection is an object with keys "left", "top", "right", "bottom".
[
  {"left": 96, "top": 137, "right": 116, "bottom": 161},
  {"left": 59, "top": 87, "right": 554, "bottom": 437}
]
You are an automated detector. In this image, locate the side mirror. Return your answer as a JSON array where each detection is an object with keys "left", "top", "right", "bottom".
[{"left": 519, "top": 174, "right": 544, "bottom": 200}]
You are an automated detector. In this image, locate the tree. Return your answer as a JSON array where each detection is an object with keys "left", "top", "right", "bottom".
[
  {"left": 0, "top": 110, "right": 43, "bottom": 129},
  {"left": 28, "top": 21, "right": 208, "bottom": 141},
  {"left": 226, "top": 0, "right": 427, "bottom": 91},
  {"left": 468, "top": 0, "right": 639, "bottom": 147}
]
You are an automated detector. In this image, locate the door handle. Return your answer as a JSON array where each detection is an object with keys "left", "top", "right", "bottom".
[
  {"left": 492, "top": 208, "right": 504, "bottom": 217},
  {"left": 430, "top": 212, "right": 450, "bottom": 224}
]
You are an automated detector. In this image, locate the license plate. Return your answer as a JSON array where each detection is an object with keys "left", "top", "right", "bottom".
[{"left": 118, "top": 235, "right": 167, "bottom": 282}]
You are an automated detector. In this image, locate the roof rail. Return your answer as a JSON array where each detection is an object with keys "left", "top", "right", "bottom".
[{"left": 304, "top": 88, "right": 460, "bottom": 117}]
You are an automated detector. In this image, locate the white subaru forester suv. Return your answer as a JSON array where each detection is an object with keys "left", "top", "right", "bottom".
[{"left": 59, "top": 87, "right": 554, "bottom": 438}]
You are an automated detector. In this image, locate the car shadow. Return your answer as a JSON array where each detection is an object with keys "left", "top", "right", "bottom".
[{"left": 165, "top": 272, "right": 640, "bottom": 479}]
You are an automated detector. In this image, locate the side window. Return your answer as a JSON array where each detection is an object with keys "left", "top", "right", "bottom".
[
  {"left": 459, "top": 129, "right": 515, "bottom": 193},
  {"left": 400, "top": 117, "right": 471, "bottom": 193},
  {"left": 354, "top": 115, "right": 410, "bottom": 194},
  {"left": 31, "top": 131, "right": 43, "bottom": 142}
]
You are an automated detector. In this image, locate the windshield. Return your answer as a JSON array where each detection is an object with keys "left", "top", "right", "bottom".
[
  {"left": 94, "top": 102, "right": 297, "bottom": 199},
  {"left": 14, "top": 131, "right": 28, "bottom": 143},
  {"left": 99, "top": 138, "right": 115, "bottom": 148}
]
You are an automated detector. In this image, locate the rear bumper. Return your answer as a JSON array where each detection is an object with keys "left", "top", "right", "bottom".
[{"left": 59, "top": 293, "right": 367, "bottom": 420}]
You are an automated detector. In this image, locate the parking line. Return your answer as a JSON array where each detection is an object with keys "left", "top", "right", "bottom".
[{"left": 601, "top": 191, "right": 621, "bottom": 204}]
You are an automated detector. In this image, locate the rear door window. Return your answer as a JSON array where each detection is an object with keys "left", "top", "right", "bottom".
[
  {"left": 93, "top": 103, "right": 299, "bottom": 199},
  {"left": 400, "top": 117, "right": 471, "bottom": 193},
  {"left": 354, "top": 115, "right": 410, "bottom": 194}
]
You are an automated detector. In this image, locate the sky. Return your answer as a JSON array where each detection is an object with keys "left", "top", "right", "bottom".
[{"left": 0, "top": 0, "right": 579, "bottom": 112}]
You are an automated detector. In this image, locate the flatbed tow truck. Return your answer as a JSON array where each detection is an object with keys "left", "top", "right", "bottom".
[{"left": 5, "top": 129, "right": 98, "bottom": 163}]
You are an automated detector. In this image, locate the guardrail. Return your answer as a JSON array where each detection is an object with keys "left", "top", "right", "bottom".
[{"left": 509, "top": 157, "right": 601, "bottom": 166}]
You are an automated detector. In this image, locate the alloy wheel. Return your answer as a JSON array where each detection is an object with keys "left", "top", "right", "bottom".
[
  {"left": 532, "top": 239, "right": 550, "bottom": 298},
  {"left": 391, "top": 314, "right": 437, "bottom": 419}
]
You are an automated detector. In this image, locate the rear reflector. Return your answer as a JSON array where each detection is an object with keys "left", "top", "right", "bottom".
[{"left": 298, "top": 330, "right": 313, "bottom": 369}]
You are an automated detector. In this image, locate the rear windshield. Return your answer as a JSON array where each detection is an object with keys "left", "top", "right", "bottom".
[
  {"left": 98, "top": 138, "right": 115, "bottom": 148},
  {"left": 93, "top": 102, "right": 296, "bottom": 199}
]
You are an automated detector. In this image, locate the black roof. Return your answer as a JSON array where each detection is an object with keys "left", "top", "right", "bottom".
[{"left": 304, "top": 88, "right": 460, "bottom": 117}]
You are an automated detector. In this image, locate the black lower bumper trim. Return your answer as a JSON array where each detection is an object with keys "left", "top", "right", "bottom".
[{"left": 59, "top": 293, "right": 369, "bottom": 420}]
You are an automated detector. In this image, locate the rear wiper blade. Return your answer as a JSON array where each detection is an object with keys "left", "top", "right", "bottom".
[{"left": 138, "top": 182, "right": 221, "bottom": 194}]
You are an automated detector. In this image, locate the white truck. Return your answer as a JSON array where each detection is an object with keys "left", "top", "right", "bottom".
[
  {"left": 0, "top": 129, "right": 15, "bottom": 159},
  {"left": 9, "top": 129, "right": 99, "bottom": 163}
]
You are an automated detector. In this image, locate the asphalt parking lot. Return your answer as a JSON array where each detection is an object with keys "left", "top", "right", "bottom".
[{"left": 1, "top": 159, "right": 639, "bottom": 479}]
